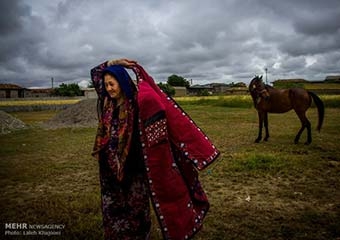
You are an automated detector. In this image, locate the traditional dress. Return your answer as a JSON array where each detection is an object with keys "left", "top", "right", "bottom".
[
  {"left": 92, "top": 64, "right": 151, "bottom": 240},
  {"left": 91, "top": 62, "right": 220, "bottom": 240}
]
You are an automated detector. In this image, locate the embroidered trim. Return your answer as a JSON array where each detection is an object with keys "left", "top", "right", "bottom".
[{"left": 144, "top": 118, "right": 167, "bottom": 147}]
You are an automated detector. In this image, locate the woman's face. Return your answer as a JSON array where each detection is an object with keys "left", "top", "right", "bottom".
[{"left": 104, "top": 74, "right": 122, "bottom": 99}]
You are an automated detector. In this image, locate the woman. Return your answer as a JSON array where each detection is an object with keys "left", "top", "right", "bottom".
[
  {"left": 91, "top": 59, "right": 150, "bottom": 240},
  {"left": 91, "top": 58, "right": 219, "bottom": 240}
]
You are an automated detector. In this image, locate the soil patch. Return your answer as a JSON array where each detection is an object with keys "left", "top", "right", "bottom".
[{"left": 42, "top": 99, "right": 98, "bottom": 129}]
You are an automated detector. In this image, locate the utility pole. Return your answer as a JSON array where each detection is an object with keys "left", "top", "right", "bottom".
[
  {"left": 265, "top": 68, "right": 268, "bottom": 85},
  {"left": 51, "top": 77, "right": 54, "bottom": 89}
]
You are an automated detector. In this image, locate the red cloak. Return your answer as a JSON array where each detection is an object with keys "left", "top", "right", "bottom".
[{"left": 133, "top": 65, "right": 219, "bottom": 239}]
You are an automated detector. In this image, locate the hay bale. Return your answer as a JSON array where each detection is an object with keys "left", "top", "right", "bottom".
[
  {"left": 0, "top": 111, "right": 27, "bottom": 134},
  {"left": 43, "top": 99, "right": 98, "bottom": 129}
]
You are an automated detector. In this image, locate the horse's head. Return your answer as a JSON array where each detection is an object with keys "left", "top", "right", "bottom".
[{"left": 249, "top": 75, "right": 270, "bottom": 103}]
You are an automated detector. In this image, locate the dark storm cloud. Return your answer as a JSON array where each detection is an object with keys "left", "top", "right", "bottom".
[
  {"left": 0, "top": 0, "right": 30, "bottom": 35},
  {"left": 278, "top": 33, "right": 340, "bottom": 56},
  {"left": 0, "top": 0, "right": 339, "bottom": 88},
  {"left": 293, "top": 12, "right": 340, "bottom": 36},
  {"left": 0, "top": 0, "right": 41, "bottom": 61}
]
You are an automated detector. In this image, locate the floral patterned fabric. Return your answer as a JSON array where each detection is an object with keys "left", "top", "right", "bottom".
[{"left": 98, "top": 150, "right": 150, "bottom": 240}]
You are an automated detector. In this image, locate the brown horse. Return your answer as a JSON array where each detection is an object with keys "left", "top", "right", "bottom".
[{"left": 249, "top": 76, "right": 324, "bottom": 144}]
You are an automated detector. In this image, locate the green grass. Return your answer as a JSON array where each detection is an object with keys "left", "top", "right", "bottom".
[
  {"left": 230, "top": 153, "right": 289, "bottom": 172},
  {"left": 1, "top": 105, "right": 340, "bottom": 239},
  {"left": 320, "top": 95, "right": 340, "bottom": 108},
  {"left": 175, "top": 95, "right": 254, "bottom": 108},
  {"left": 175, "top": 94, "right": 340, "bottom": 108},
  {"left": 0, "top": 127, "right": 102, "bottom": 239},
  {"left": 1, "top": 94, "right": 339, "bottom": 110}
]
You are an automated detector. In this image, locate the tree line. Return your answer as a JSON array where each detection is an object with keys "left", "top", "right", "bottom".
[
  {"left": 157, "top": 74, "right": 190, "bottom": 96},
  {"left": 52, "top": 74, "right": 189, "bottom": 97}
]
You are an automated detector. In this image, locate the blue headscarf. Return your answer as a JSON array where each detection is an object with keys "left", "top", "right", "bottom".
[{"left": 102, "top": 65, "right": 134, "bottom": 100}]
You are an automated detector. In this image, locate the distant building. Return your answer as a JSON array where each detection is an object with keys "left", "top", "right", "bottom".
[
  {"left": 187, "top": 84, "right": 214, "bottom": 95},
  {"left": 325, "top": 75, "right": 340, "bottom": 82},
  {"left": 210, "top": 83, "right": 230, "bottom": 94},
  {"left": 272, "top": 76, "right": 340, "bottom": 85},
  {"left": 173, "top": 86, "right": 187, "bottom": 97},
  {"left": 272, "top": 79, "right": 308, "bottom": 84},
  {"left": 271, "top": 77, "right": 340, "bottom": 94},
  {"left": 0, "top": 84, "right": 26, "bottom": 98},
  {"left": 25, "top": 88, "right": 54, "bottom": 98},
  {"left": 188, "top": 83, "right": 247, "bottom": 95},
  {"left": 81, "top": 88, "right": 97, "bottom": 99}
]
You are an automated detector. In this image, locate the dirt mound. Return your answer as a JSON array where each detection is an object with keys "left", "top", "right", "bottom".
[
  {"left": 0, "top": 110, "right": 27, "bottom": 134},
  {"left": 43, "top": 99, "right": 98, "bottom": 129}
]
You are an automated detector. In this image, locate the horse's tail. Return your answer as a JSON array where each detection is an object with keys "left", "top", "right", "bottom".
[{"left": 308, "top": 91, "right": 324, "bottom": 132}]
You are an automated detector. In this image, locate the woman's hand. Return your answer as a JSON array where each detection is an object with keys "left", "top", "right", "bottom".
[{"left": 107, "top": 58, "right": 137, "bottom": 68}]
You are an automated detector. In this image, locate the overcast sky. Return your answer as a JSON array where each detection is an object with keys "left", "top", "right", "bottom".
[{"left": 0, "top": 0, "right": 339, "bottom": 88}]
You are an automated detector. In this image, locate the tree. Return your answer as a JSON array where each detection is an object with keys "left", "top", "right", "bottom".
[
  {"left": 157, "top": 82, "right": 175, "bottom": 96},
  {"left": 54, "top": 83, "right": 82, "bottom": 96},
  {"left": 167, "top": 74, "right": 190, "bottom": 88}
]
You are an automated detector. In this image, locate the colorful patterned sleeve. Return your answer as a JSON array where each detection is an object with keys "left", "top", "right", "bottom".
[{"left": 90, "top": 61, "right": 108, "bottom": 97}]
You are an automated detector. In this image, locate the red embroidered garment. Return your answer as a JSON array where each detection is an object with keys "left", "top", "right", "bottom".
[
  {"left": 91, "top": 61, "right": 219, "bottom": 239},
  {"left": 133, "top": 64, "right": 220, "bottom": 239}
]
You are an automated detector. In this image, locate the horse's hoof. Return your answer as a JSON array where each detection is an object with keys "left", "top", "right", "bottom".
[
  {"left": 304, "top": 141, "right": 311, "bottom": 145},
  {"left": 264, "top": 138, "right": 269, "bottom": 141},
  {"left": 294, "top": 140, "right": 299, "bottom": 144},
  {"left": 255, "top": 139, "right": 261, "bottom": 143}
]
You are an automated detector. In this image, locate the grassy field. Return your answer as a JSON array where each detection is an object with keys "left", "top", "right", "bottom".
[
  {"left": 0, "top": 99, "right": 81, "bottom": 106},
  {"left": 304, "top": 83, "right": 340, "bottom": 90},
  {"left": 174, "top": 94, "right": 340, "bottom": 108},
  {"left": 1, "top": 103, "right": 340, "bottom": 239}
]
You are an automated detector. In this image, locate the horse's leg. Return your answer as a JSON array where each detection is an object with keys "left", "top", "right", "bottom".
[
  {"left": 305, "top": 116, "right": 312, "bottom": 145},
  {"left": 294, "top": 111, "right": 311, "bottom": 144},
  {"left": 294, "top": 124, "right": 305, "bottom": 144},
  {"left": 264, "top": 112, "right": 270, "bottom": 141},
  {"left": 255, "top": 111, "right": 264, "bottom": 143}
]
